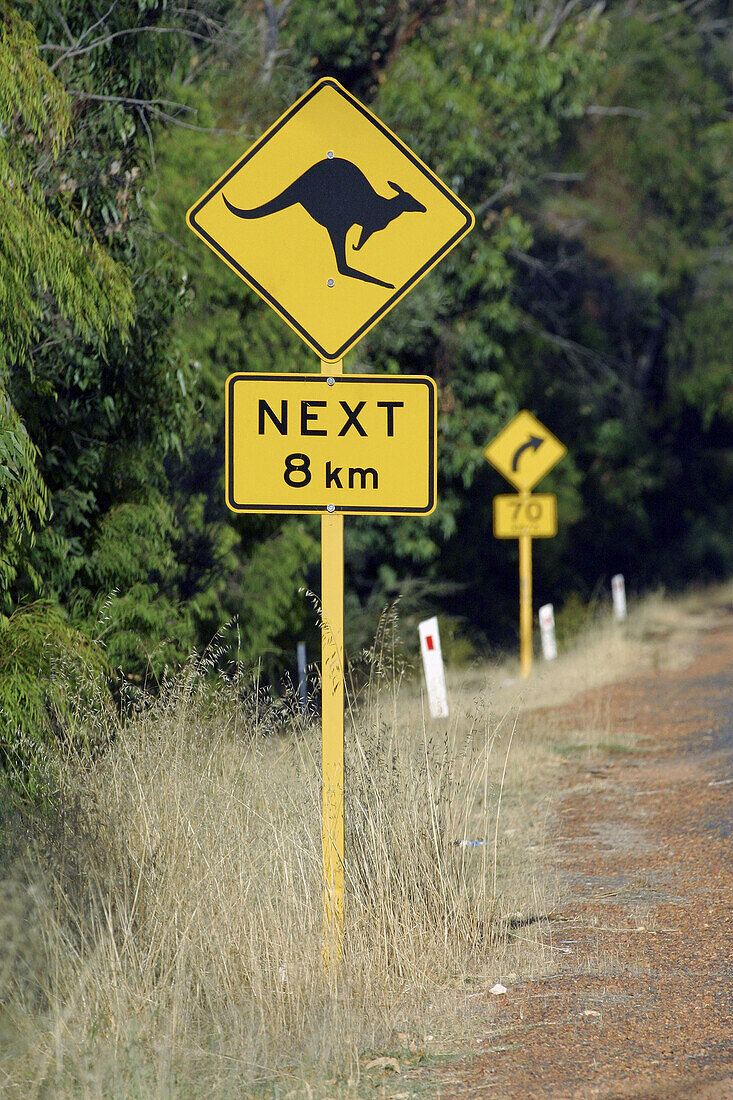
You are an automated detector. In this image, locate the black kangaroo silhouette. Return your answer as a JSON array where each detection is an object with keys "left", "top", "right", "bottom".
[{"left": 222, "top": 156, "right": 426, "bottom": 290}]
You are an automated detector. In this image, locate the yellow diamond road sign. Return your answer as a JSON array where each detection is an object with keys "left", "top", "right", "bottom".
[
  {"left": 226, "top": 373, "right": 436, "bottom": 515},
  {"left": 493, "top": 494, "right": 557, "bottom": 539},
  {"left": 484, "top": 410, "right": 567, "bottom": 493},
  {"left": 187, "top": 78, "right": 474, "bottom": 363}
]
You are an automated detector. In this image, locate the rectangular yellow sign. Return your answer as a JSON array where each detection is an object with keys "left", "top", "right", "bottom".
[
  {"left": 225, "top": 374, "right": 436, "bottom": 515},
  {"left": 493, "top": 494, "right": 557, "bottom": 539}
]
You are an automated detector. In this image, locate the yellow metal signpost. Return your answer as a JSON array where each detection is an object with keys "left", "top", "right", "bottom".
[
  {"left": 484, "top": 412, "right": 567, "bottom": 678},
  {"left": 187, "top": 77, "right": 473, "bottom": 961}
]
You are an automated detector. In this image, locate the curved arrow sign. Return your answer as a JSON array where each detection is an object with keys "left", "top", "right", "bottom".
[
  {"left": 511, "top": 435, "right": 543, "bottom": 472},
  {"left": 483, "top": 410, "right": 566, "bottom": 492}
]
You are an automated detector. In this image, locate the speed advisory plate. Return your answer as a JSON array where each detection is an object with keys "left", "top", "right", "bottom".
[
  {"left": 225, "top": 373, "right": 436, "bottom": 515},
  {"left": 493, "top": 494, "right": 557, "bottom": 539}
]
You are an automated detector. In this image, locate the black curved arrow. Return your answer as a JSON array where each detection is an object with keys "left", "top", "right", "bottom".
[{"left": 511, "top": 434, "right": 543, "bottom": 471}]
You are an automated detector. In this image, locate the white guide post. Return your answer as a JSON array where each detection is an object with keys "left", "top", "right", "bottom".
[
  {"left": 538, "top": 603, "right": 557, "bottom": 661},
  {"left": 611, "top": 574, "right": 627, "bottom": 622},
  {"left": 418, "top": 616, "right": 449, "bottom": 718}
]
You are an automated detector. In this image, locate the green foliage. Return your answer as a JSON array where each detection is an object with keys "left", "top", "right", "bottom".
[
  {"left": 2, "top": 0, "right": 732, "bottom": 764},
  {"left": 0, "top": 601, "right": 109, "bottom": 798},
  {"left": 544, "top": 12, "right": 731, "bottom": 282},
  {"left": 0, "top": 393, "right": 48, "bottom": 592},
  {"left": 512, "top": 3, "right": 733, "bottom": 596},
  {"left": 1, "top": 3, "right": 234, "bottom": 683},
  {"left": 669, "top": 266, "right": 733, "bottom": 428},
  {"left": 0, "top": 5, "right": 134, "bottom": 596},
  {"left": 284, "top": 0, "right": 443, "bottom": 92},
  {"left": 82, "top": 500, "right": 188, "bottom": 669},
  {"left": 0, "top": 2, "right": 246, "bottom": 792},
  {"left": 553, "top": 591, "right": 593, "bottom": 648},
  {"left": 0, "top": 6, "right": 134, "bottom": 368},
  {"left": 232, "top": 520, "right": 320, "bottom": 673}
]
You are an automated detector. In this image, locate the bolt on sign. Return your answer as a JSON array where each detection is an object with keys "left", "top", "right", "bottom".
[
  {"left": 493, "top": 493, "right": 557, "bottom": 539},
  {"left": 483, "top": 409, "right": 567, "bottom": 493},
  {"left": 186, "top": 77, "right": 474, "bottom": 362},
  {"left": 226, "top": 374, "right": 436, "bottom": 515}
]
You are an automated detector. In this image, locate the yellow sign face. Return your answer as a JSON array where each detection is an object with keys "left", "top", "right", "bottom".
[
  {"left": 187, "top": 78, "right": 474, "bottom": 363},
  {"left": 483, "top": 410, "right": 567, "bottom": 492},
  {"left": 493, "top": 494, "right": 557, "bottom": 539},
  {"left": 226, "top": 374, "right": 436, "bottom": 515}
]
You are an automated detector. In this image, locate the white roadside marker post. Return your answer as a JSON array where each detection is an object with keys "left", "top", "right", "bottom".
[
  {"left": 418, "top": 616, "right": 449, "bottom": 718},
  {"left": 297, "top": 641, "right": 307, "bottom": 716},
  {"left": 611, "top": 574, "right": 627, "bottom": 622},
  {"left": 538, "top": 603, "right": 558, "bottom": 661}
]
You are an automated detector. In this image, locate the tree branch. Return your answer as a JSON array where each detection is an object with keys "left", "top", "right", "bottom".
[
  {"left": 543, "top": 171, "right": 587, "bottom": 182},
  {"left": 68, "top": 91, "right": 197, "bottom": 112},
  {"left": 539, "top": 0, "right": 585, "bottom": 49},
  {"left": 585, "top": 105, "right": 650, "bottom": 119},
  {"left": 41, "top": 25, "right": 214, "bottom": 70},
  {"left": 473, "top": 179, "right": 521, "bottom": 218},
  {"left": 67, "top": 91, "right": 241, "bottom": 134},
  {"left": 260, "top": 0, "right": 295, "bottom": 83}
]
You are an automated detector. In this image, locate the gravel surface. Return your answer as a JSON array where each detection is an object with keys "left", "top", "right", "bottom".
[{"left": 422, "top": 612, "right": 733, "bottom": 1099}]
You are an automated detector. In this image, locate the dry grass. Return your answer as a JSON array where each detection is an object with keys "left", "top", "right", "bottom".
[{"left": 0, "top": 582, "right": 728, "bottom": 1098}]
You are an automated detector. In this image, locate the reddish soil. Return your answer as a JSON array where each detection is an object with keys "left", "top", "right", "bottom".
[{"left": 427, "top": 611, "right": 733, "bottom": 1099}]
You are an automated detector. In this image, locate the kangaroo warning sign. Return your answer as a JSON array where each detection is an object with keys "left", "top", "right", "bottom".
[
  {"left": 186, "top": 78, "right": 474, "bottom": 362},
  {"left": 225, "top": 373, "right": 436, "bottom": 515}
]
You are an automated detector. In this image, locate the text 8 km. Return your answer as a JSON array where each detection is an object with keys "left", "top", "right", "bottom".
[{"left": 283, "top": 453, "right": 378, "bottom": 490}]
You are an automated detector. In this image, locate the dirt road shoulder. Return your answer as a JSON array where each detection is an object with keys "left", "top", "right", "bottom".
[{"left": 426, "top": 612, "right": 733, "bottom": 1099}]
